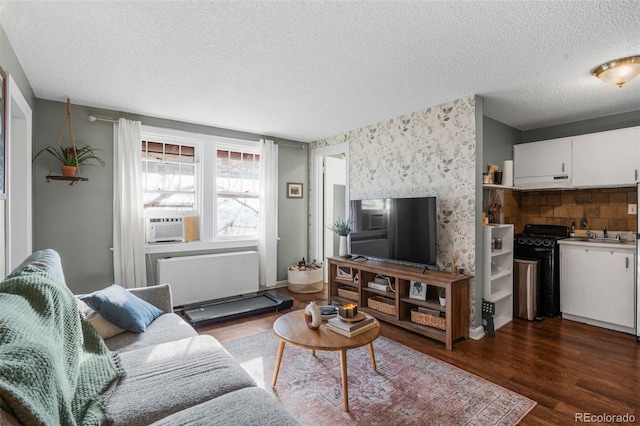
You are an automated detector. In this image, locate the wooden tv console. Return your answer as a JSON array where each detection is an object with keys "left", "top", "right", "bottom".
[{"left": 327, "top": 257, "right": 470, "bottom": 350}]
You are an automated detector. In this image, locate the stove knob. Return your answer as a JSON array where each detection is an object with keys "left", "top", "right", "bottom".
[
  {"left": 517, "top": 238, "right": 525, "bottom": 244},
  {"left": 526, "top": 239, "right": 534, "bottom": 245},
  {"left": 542, "top": 239, "right": 552, "bottom": 247},
  {"left": 534, "top": 239, "right": 542, "bottom": 246}
]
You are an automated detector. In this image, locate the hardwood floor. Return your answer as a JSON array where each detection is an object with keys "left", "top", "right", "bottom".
[{"left": 195, "top": 286, "right": 639, "bottom": 425}]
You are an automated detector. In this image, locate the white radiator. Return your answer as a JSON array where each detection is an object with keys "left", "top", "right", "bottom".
[{"left": 156, "top": 251, "right": 259, "bottom": 307}]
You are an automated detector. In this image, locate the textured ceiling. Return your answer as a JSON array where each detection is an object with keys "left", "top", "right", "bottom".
[{"left": 1, "top": 1, "right": 639, "bottom": 142}]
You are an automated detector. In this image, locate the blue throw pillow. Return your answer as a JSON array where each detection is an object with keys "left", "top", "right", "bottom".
[{"left": 81, "top": 284, "right": 163, "bottom": 333}]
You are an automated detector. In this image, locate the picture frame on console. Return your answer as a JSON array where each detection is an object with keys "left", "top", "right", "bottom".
[
  {"left": 336, "top": 266, "right": 352, "bottom": 280},
  {"left": 409, "top": 281, "right": 427, "bottom": 300}
]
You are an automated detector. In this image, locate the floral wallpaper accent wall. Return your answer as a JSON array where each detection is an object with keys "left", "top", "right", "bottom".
[{"left": 310, "top": 95, "right": 478, "bottom": 323}]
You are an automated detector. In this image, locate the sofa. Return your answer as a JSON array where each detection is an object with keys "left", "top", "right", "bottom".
[{"left": 0, "top": 249, "right": 298, "bottom": 425}]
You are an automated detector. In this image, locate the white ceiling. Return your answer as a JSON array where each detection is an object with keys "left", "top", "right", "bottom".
[{"left": 1, "top": 1, "right": 639, "bottom": 142}]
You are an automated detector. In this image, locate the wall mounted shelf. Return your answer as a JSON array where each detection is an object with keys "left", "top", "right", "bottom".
[
  {"left": 482, "top": 184, "right": 520, "bottom": 190},
  {"left": 45, "top": 175, "right": 88, "bottom": 185}
]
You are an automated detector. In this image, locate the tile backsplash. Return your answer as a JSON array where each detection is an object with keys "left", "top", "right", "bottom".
[{"left": 502, "top": 187, "right": 638, "bottom": 234}]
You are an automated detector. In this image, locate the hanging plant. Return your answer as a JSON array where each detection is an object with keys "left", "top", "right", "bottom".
[
  {"left": 33, "top": 144, "right": 105, "bottom": 167},
  {"left": 33, "top": 97, "right": 104, "bottom": 184}
]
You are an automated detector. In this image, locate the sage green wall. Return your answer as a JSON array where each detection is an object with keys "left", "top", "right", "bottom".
[
  {"left": 520, "top": 110, "right": 640, "bottom": 143},
  {"left": 33, "top": 99, "right": 308, "bottom": 293},
  {"left": 34, "top": 101, "right": 115, "bottom": 294},
  {"left": 483, "top": 116, "right": 520, "bottom": 166},
  {"left": 277, "top": 145, "right": 309, "bottom": 279}
]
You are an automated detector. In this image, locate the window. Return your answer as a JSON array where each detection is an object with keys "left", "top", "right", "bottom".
[
  {"left": 141, "top": 126, "right": 262, "bottom": 246},
  {"left": 362, "top": 199, "right": 388, "bottom": 211},
  {"left": 215, "top": 147, "right": 260, "bottom": 238},
  {"left": 142, "top": 140, "right": 197, "bottom": 211}
]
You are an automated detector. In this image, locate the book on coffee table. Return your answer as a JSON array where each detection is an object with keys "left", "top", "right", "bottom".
[
  {"left": 326, "top": 320, "right": 377, "bottom": 338},
  {"left": 327, "top": 314, "right": 375, "bottom": 335},
  {"left": 328, "top": 314, "right": 374, "bottom": 329}
]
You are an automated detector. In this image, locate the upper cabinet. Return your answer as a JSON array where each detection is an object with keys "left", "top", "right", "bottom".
[
  {"left": 513, "top": 126, "right": 640, "bottom": 190},
  {"left": 513, "top": 138, "right": 572, "bottom": 189},
  {"left": 571, "top": 126, "right": 640, "bottom": 188}
]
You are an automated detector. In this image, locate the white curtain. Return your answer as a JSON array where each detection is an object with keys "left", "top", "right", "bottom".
[
  {"left": 259, "top": 139, "right": 278, "bottom": 287},
  {"left": 113, "top": 118, "right": 146, "bottom": 288}
]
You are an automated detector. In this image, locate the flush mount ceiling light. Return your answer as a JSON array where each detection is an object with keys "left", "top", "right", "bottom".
[{"left": 592, "top": 55, "right": 640, "bottom": 87}]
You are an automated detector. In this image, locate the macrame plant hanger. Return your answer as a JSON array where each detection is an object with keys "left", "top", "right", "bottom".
[{"left": 46, "top": 97, "right": 88, "bottom": 185}]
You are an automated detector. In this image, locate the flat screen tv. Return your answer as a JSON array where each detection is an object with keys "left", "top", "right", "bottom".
[{"left": 349, "top": 196, "right": 437, "bottom": 269}]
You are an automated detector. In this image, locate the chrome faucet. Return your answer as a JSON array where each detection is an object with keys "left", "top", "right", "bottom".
[{"left": 603, "top": 226, "right": 608, "bottom": 238}]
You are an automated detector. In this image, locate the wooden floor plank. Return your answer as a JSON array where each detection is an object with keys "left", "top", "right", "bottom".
[{"left": 193, "top": 285, "right": 639, "bottom": 424}]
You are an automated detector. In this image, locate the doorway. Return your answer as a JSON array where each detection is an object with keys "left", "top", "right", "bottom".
[
  {"left": 323, "top": 154, "right": 346, "bottom": 261},
  {"left": 5, "top": 75, "right": 33, "bottom": 275},
  {"left": 311, "top": 143, "right": 348, "bottom": 282}
]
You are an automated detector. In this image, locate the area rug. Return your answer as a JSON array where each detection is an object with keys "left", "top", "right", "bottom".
[{"left": 223, "top": 330, "right": 535, "bottom": 425}]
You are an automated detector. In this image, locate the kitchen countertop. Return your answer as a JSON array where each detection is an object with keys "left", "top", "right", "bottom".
[{"left": 558, "top": 237, "right": 636, "bottom": 250}]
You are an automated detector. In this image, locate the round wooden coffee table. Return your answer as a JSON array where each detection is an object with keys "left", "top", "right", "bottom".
[{"left": 272, "top": 309, "right": 380, "bottom": 412}]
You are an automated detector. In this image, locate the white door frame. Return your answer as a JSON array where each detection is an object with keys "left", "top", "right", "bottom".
[
  {"left": 5, "top": 75, "right": 33, "bottom": 273},
  {"left": 311, "top": 142, "right": 349, "bottom": 272}
]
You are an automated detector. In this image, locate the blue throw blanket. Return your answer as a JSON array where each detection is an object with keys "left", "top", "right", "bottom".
[{"left": 0, "top": 257, "right": 123, "bottom": 425}]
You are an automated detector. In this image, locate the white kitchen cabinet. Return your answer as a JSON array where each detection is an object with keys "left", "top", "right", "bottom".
[
  {"left": 514, "top": 138, "right": 572, "bottom": 189},
  {"left": 572, "top": 126, "right": 640, "bottom": 188},
  {"left": 482, "top": 224, "right": 513, "bottom": 331},
  {"left": 559, "top": 243, "right": 635, "bottom": 334}
]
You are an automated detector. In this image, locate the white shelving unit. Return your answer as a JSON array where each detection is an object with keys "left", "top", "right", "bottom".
[
  {"left": 482, "top": 185, "right": 518, "bottom": 224},
  {"left": 482, "top": 224, "right": 514, "bottom": 331},
  {"left": 482, "top": 184, "right": 520, "bottom": 190}
]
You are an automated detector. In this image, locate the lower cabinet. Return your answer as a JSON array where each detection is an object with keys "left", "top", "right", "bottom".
[
  {"left": 559, "top": 243, "right": 636, "bottom": 333},
  {"left": 327, "top": 257, "right": 470, "bottom": 350}
]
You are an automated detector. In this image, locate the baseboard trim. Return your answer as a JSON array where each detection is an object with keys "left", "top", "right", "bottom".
[
  {"left": 258, "top": 281, "right": 289, "bottom": 291},
  {"left": 274, "top": 280, "right": 289, "bottom": 288},
  {"left": 468, "top": 326, "right": 485, "bottom": 340}
]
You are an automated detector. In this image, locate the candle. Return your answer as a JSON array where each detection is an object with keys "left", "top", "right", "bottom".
[{"left": 339, "top": 303, "right": 357, "bottom": 318}]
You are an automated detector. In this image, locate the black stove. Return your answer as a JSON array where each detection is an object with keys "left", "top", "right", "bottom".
[
  {"left": 516, "top": 224, "right": 570, "bottom": 245},
  {"left": 514, "top": 224, "right": 570, "bottom": 318}
]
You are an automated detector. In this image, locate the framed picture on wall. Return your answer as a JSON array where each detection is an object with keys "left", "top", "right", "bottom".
[
  {"left": 409, "top": 281, "right": 427, "bottom": 300},
  {"left": 0, "top": 65, "right": 6, "bottom": 200},
  {"left": 287, "top": 182, "right": 303, "bottom": 198}
]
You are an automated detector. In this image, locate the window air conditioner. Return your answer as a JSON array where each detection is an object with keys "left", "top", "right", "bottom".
[{"left": 146, "top": 217, "right": 185, "bottom": 243}]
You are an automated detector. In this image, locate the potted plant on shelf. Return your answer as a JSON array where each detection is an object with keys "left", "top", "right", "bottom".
[
  {"left": 327, "top": 218, "right": 351, "bottom": 257},
  {"left": 33, "top": 144, "right": 106, "bottom": 177},
  {"left": 438, "top": 287, "right": 446, "bottom": 306}
]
